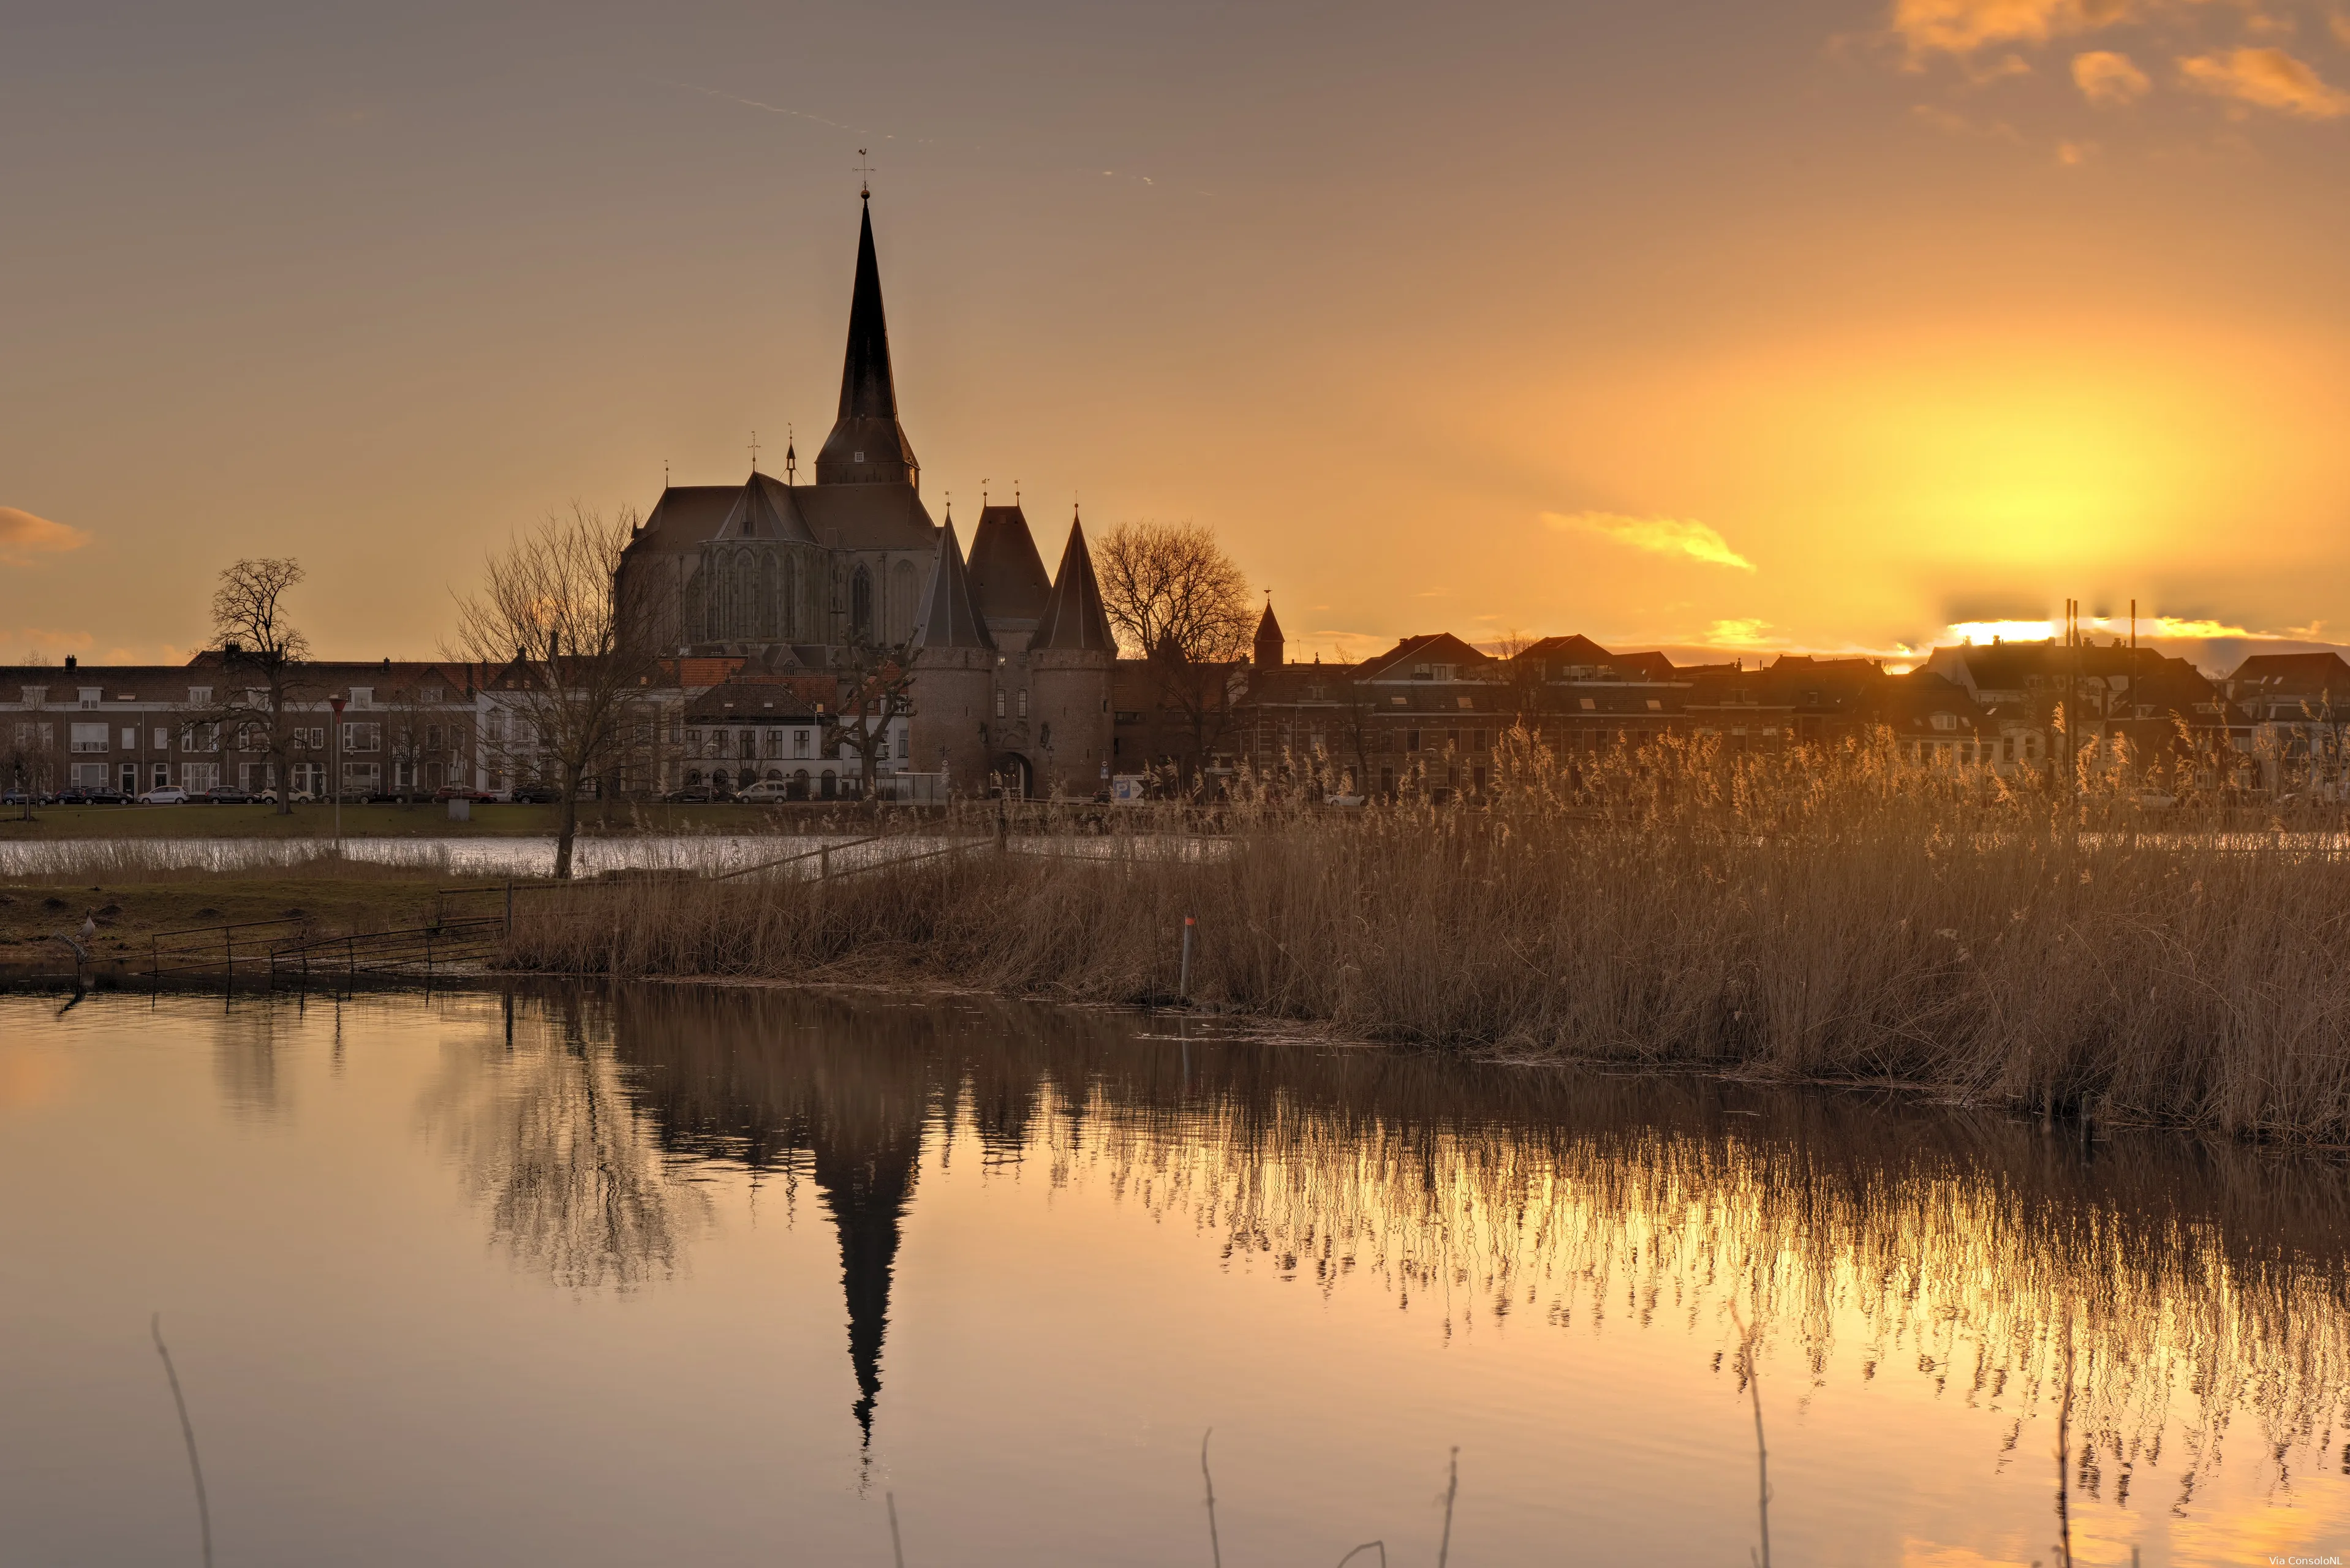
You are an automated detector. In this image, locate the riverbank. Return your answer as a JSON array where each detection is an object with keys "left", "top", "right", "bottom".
[
  {"left": 497, "top": 741, "right": 2350, "bottom": 1144},
  {"left": 0, "top": 867, "right": 469, "bottom": 970}
]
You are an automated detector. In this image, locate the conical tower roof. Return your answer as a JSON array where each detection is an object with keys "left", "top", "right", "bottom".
[
  {"left": 815, "top": 198, "right": 920, "bottom": 489},
  {"left": 966, "top": 505, "right": 1052, "bottom": 629},
  {"left": 1253, "top": 599, "right": 1285, "bottom": 667},
  {"left": 1032, "top": 512, "right": 1117, "bottom": 653},
  {"left": 913, "top": 519, "right": 997, "bottom": 652}
]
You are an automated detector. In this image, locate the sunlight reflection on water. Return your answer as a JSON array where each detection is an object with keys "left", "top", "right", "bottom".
[{"left": 1, "top": 986, "right": 2343, "bottom": 1565}]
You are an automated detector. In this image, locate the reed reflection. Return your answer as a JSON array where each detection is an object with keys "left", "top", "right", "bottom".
[{"left": 471, "top": 985, "right": 2350, "bottom": 1516}]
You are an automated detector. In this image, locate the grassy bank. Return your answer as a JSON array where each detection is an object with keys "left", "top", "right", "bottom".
[
  {"left": 0, "top": 865, "right": 469, "bottom": 964},
  {"left": 502, "top": 733, "right": 2350, "bottom": 1143}
]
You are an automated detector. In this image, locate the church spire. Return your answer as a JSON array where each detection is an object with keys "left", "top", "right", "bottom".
[{"left": 816, "top": 198, "right": 920, "bottom": 488}]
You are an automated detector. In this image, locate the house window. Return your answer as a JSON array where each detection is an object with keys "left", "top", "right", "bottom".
[
  {"left": 423, "top": 687, "right": 443, "bottom": 704},
  {"left": 20, "top": 687, "right": 45, "bottom": 706},
  {"left": 342, "top": 722, "right": 381, "bottom": 753},
  {"left": 1407, "top": 729, "right": 1422, "bottom": 752},
  {"left": 79, "top": 688, "right": 99, "bottom": 709},
  {"left": 1017, "top": 689, "right": 1029, "bottom": 718},
  {"left": 426, "top": 725, "right": 444, "bottom": 752},
  {"left": 188, "top": 687, "right": 211, "bottom": 706},
  {"left": 996, "top": 690, "right": 1007, "bottom": 718},
  {"left": 153, "top": 727, "right": 170, "bottom": 750},
  {"left": 120, "top": 728, "right": 136, "bottom": 748},
  {"left": 794, "top": 729, "right": 811, "bottom": 759},
  {"left": 350, "top": 687, "right": 372, "bottom": 709},
  {"left": 70, "top": 723, "right": 107, "bottom": 753}
]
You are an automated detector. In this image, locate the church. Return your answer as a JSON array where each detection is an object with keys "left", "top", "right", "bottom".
[{"left": 617, "top": 194, "right": 1117, "bottom": 799}]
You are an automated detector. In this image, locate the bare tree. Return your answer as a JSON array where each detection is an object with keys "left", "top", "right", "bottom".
[
  {"left": 1096, "top": 521, "right": 1254, "bottom": 663},
  {"left": 1490, "top": 630, "right": 1544, "bottom": 723},
  {"left": 211, "top": 557, "right": 314, "bottom": 816},
  {"left": 1097, "top": 521, "right": 1254, "bottom": 789},
  {"left": 833, "top": 638, "right": 917, "bottom": 808},
  {"left": 449, "top": 505, "right": 654, "bottom": 879},
  {"left": 5, "top": 717, "right": 59, "bottom": 818}
]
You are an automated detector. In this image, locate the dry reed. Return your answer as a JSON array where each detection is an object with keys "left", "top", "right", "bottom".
[{"left": 502, "top": 731, "right": 2350, "bottom": 1141}]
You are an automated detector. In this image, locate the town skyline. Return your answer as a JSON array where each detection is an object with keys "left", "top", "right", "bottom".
[{"left": 9, "top": 0, "right": 2350, "bottom": 674}]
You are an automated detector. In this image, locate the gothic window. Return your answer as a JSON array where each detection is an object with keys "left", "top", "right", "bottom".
[
  {"left": 756, "top": 554, "right": 778, "bottom": 641},
  {"left": 780, "top": 555, "right": 799, "bottom": 641},
  {"left": 851, "top": 564, "right": 874, "bottom": 643},
  {"left": 889, "top": 559, "right": 917, "bottom": 643}
]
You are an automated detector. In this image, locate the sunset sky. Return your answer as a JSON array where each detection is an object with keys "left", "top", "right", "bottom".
[{"left": 6, "top": 0, "right": 2350, "bottom": 672}]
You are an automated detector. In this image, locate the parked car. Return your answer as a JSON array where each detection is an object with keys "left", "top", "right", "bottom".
[
  {"left": 507, "top": 785, "right": 561, "bottom": 804},
  {"left": 1, "top": 788, "right": 55, "bottom": 806},
  {"left": 195, "top": 786, "right": 254, "bottom": 804},
  {"left": 56, "top": 786, "right": 128, "bottom": 805},
  {"left": 662, "top": 786, "right": 714, "bottom": 804},
  {"left": 137, "top": 786, "right": 191, "bottom": 805},
  {"left": 431, "top": 785, "right": 492, "bottom": 803},
  {"left": 736, "top": 780, "right": 795, "bottom": 803},
  {"left": 254, "top": 788, "right": 318, "bottom": 805}
]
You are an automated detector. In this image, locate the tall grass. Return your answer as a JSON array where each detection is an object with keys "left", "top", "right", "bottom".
[{"left": 502, "top": 731, "right": 2350, "bottom": 1141}]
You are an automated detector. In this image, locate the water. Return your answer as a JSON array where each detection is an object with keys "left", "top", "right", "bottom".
[
  {"left": 0, "top": 829, "right": 1222, "bottom": 879},
  {"left": 2, "top": 986, "right": 2345, "bottom": 1566}
]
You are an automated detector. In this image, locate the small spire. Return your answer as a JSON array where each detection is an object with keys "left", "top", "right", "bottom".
[
  {"left": 784, "top": 424, "right": 796, "bottom": 484},
  {"left": 749, "top": 429, "right": 761, "bottom": 471}
]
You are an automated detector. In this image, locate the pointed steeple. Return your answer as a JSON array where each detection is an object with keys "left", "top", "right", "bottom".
[
  {"left": 967, "top": 504, "right": 1052, "bottom": 632},
  {"left": 1032, "top": 510, "right": 1117, "bottom": 653},
  {"left": 913, "top": 519, "right": 997, "bottom": 651},
  {"left": 1253, "top": 598, "right": 1285, "bottom": 667},
  {"left": 816, "top": 198, "right": 920, "bottom": 489}
]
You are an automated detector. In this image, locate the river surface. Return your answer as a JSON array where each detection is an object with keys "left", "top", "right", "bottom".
[
  {"left": 2, "top": 987, "right": 2345, "bottom": 1566},
  {"left": 0, "top": 830, "right": 1216, "bottom": 880}
]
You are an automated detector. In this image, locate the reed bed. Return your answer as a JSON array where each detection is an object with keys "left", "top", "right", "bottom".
[{"left": 504, "top": 731, "right": 2350, "bottom": 1142}]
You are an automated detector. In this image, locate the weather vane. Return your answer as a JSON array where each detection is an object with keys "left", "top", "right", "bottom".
[
  {"left": 749, "top": 429, "right": 761, "bottom": 469},
  {"left": 855, "top": 147, "right": 873, "bottom": 198}
]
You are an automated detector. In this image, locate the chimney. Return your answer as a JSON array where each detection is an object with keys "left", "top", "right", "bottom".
[{"left": 64, "top": 654, "right": 77, "bottom": 669}]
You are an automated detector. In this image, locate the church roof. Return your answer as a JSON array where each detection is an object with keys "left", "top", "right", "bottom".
[
  {"left": 625, "top": 485, "right": 739, "bottom": 556},
  {"left": 816, "top": 199, "right": 919, "bottom": 488},
  {"left": 714, "top": 472, "right": 818, "bottom": 544},
  {"left": 913, "top": 519, "right": 996, "bottom": 652},
  {"left": 966, "top": 505, "right": 1052, "bottom": 628},
  {"left": 1031, "top": 514, "right": 1117, "bottom": 653},
  {"left": 792, "top": 481, "right": 937, "bottom": 552}
]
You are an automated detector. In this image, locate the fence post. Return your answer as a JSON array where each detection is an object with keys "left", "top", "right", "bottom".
[{"left": 1179, "top": 914, "right": 1195, "bottom": 1002}]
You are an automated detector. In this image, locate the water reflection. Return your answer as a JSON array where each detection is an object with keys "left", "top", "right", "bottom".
[
  {"left": 441, "top": 985, "right": 2350, "bottom": 1524},
  {"left": 420, "top": 993, "right": 707, "bottom": 1290}
]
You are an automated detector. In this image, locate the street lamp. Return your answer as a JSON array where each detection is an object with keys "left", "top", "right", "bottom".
[{"left": 328, "top": 694, "right": 347, "bottom": 857}]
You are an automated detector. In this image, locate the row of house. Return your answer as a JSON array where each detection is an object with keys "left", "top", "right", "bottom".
[
  {"left": 1200, "top": 612, "right": 2350, "bottom": 799},
  {"left": 0, "top": 651, "right": 904, "bottom": 802},
  {"left": 10, "top": 627, "right": 2348, "bottom": 804}
]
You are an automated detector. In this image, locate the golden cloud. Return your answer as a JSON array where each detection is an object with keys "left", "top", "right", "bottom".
[
  {"left": 1542, "top": 511, "right": 1758, "bottom": 571},
  {"left": 1892, "top": 0, "right": 2132, "bottom": 56},
  {"left": 2178, "top": 46, "right": 2350, "bottom": 116},
  {"left": 2072, "top": 49, "right": 2153, "bottom": 104},
  {"left": 0, "top": 505, "right": 90, "bottom": 561}
]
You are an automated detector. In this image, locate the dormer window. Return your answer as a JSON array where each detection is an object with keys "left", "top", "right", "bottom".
[
  {"left": 188, "top": 687, "right": 211, "bottom": 706},
  {"left": 78, "top": 688, "right": 99, "bottom": 709},
  {"left": 853, "top": 450, "right": 866, "bottom": 463},
  {"left": 350, "top": 687, "right": 372, "bottom": 709}
]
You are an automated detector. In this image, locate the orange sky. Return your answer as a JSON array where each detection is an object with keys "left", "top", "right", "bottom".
[{"left": 5, "top": 0, "right": 2350, "bottom": 674}]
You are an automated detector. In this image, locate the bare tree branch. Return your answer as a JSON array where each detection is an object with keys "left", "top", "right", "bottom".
[{"left": 447, "top": 504, "right": 656, "bottom": 878}]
